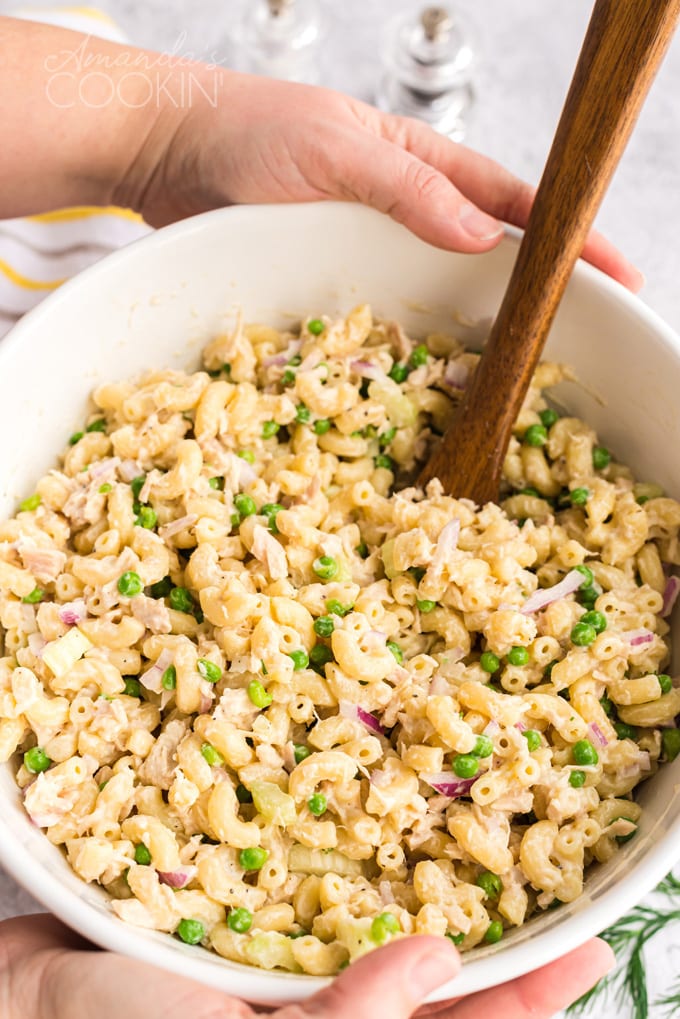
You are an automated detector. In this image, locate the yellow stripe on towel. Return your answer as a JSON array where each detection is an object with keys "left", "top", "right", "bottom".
[
  {"left": 26, "top": 206, "right": 145, "bottom": 225},
  {"left": 0, "top": 259, "right": 65, "bottom": 291}
]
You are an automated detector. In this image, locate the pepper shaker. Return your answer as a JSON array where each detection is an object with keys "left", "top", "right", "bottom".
[
  {"left": 377, "top": 6, "right": 476, "bottom": 141},
  {"left": 232, "top": 0, "right": 323, "bottom": 85}
]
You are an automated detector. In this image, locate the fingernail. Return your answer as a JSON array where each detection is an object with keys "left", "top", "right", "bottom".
[
  {"left": 407, "top": 944, "right": 459, "bottom": 998},
  {"left": 459, "top": 203, "right": 504, "bottom": 241}
]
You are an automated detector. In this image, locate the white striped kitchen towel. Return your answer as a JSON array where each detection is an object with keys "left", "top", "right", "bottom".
[{"left": 0, "top": 6, "right": 153, "bottom": 338}]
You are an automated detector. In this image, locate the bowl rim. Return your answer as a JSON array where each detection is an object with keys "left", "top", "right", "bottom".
[{"left": 2, "top": 201, "right": 680, "bottom": 1005}]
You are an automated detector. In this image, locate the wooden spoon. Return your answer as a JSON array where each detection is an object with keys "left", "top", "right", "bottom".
[{"left": 419, "top": 0, "right": 680, "bottom": 502}]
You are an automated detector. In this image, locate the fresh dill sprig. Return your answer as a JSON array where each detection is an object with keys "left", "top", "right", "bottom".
[
  {"left": 657, "top": 978, "right": 680, "bottom": 1019},
  {"left": 567, "top": 877, "right": 680, "bottom": 1019}
]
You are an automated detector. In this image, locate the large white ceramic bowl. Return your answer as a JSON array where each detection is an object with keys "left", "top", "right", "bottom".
[{"left": 1, "top": 203, "right": 679, "bottom": 1005}]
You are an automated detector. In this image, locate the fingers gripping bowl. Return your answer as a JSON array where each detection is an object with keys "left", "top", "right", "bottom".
[{"left": 1, "top": 204, "right": 680, "bottom": 1005}]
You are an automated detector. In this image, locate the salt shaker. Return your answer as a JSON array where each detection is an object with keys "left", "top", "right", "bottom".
[
  {"left": 377, "top": 6, "right": 475, "bottom": 141},
  {"left": 232, "top": 0, "right": 323, "bottom": 85}
]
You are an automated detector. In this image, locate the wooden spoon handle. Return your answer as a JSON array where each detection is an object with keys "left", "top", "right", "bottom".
[{"left": 420, "top": 0, "right": 680, "bottom": 502}]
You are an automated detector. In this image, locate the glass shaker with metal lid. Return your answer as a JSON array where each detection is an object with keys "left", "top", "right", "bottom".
[
  {"left": 377, "top": 6, "right": 475, "bottom": 141},
  {"left": 232, "top": 0, "right": 323, "bottom": 85}
]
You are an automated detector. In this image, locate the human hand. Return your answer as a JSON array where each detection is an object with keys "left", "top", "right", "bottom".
[
  {"left": 115, "top": 72, "right": 642, "bottom": 292},
  {"left": 0, "top": 913, "right": 613, "bottom": 1019}
]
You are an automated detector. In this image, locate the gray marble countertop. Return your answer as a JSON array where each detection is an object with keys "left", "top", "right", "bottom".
[{"left": 0, "top": 1, "right": 679, "bottom": 1015}]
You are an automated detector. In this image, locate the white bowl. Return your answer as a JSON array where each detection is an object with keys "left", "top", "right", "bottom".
[{"left": 1, "top": 203, "right": 679, "bottom": 1005}]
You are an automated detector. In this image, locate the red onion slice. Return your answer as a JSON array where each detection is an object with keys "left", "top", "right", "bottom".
[
  {"left": 339, "top": 701, "right": 384, "bottom": 735},
  {"left": 621, "top": 628, "right": 655, "bottom": 647},
  {"left": 118, "top": 459, "right": 143, "bottom": 482},
  {"left": 662, "top": 576, "right": 680, "bottom": 617},
  {"left": 443, "top": 359, "right": 469, "bottom": 391},
  {"left": 157, "top": 866, "right": 197, "bottom": 889},
  {"left": 421, "top": 772, "right": 477, "bottom": 798},
  {"left": 350, "top": 360, "right": 386, "bottom": 382},
  {"left": 58, "top": 599, "right": 88, "bottom": 626},
  {"left": 521, "top": 569, "right": 584, "bottom": 615},
  {"left": 588, "top": 722, "right": 609, "bottom": 748},
  {"left": 160, "top": 514, "right": 198, "bottom": 540},
  {"left": 27, "top": 632, "right": 47, "bottom": 658}
]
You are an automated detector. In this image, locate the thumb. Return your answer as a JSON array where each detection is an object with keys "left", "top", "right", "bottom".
[{"left": 292, "top": 936, "right": 460, "bottom": 1019}]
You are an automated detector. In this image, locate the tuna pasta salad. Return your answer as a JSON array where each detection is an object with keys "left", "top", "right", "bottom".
[{"left": 1, "top": 305, "right": 679, "bottom": 975}]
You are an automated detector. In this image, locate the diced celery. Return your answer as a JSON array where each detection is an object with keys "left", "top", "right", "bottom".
[
  {"left": 335, "top": 915, "right": 376, "bottom": 960},
  {"left": 368, "top": 380, "right": 417, "bottom": 428},
  {"left": 288, "top": 844, "right": 365, "bottom": 878},
  {"left": 381, "top": 538, "right": 398, "bottom": 580},
  {"left": 246, "top": 931, "right": 302, "bottom": 972},
  {"left": 42, "top": 628, "right": 93, "bottom": 677},
  {"left": 250, "top": 780, "right": 297, "bottom": 827}
]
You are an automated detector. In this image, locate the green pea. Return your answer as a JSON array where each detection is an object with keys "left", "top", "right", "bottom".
[
  {"left": 374, "top": 453, "right": 394, "bottom": 471},
  {"left": 388, "top": 363, "right": 409, "bottom": 384},
  {"left": 177, "top": 919, "right": 205, "bottom": 945},
  {"left": 209, "top": 476, "right": 225, "bottom": 490},
  {"left": 520, "top": 486, "right": 541, "bottom": 498},
  {"left": 23, "top": 747, "right": 51, "bottom": 774},
  {"left": 294, "top": 744, "right": 311, "bottom": 764},
  {"left": 480, "top": 651, "right": 500, "bottom": 674},
  {"left": 236, "top": 783, "right": 253, "bottom": 803},
  {"left": 293, "top": 404, "right": 310, "bottom": 425},
  {"left": 262, "top": 420, "right": 280, "bottom": 439},
  {"left": 261, "top": 502, "right": 284, "bottom": 533},
  {"left": 614, "top": 817, "right": 638, "bottom": 844},
  {"left": 592, "top": 446, "right": 611, "bottom": 470},
  {"left": 614, "top": 721, "right": 637, "bottom": 741},
  {"left": 22, "top": 587, "right": 45, "bottom": 604},
  {"left": 289, "top": 649, "right": 309, "bottom": 670},
  {"left": 236, "top": 450, "right": 255, "bottom": 464},
  {"left": 472, "top": 735, "right": 493, "bottom": 758},
  {"left": 313, "top": 616, "right": 335, "bottom": 638},
  {"left": 19, "top": 494, "right": 41, "bottom": 513},
  {"left": 662, "top": 728, "right": 680, "bottom": 762},
  {"left": 476, "top": 871, "right": 503, "bottom": 899},
  {"left": 507, "top": 646, "right": 529, "bottom": 666},
  {"left": 234, "top": 493, "right": 257, "bottom": 518},
  {"left": 161, "top": 665, "right": 177, "bottom": 691},
  {"left": 326, "top": 599, "right": 353, "bottom": 617},
  {"left": 570, "top": 621, "right": 597, "bottom": 646},
  {"left": 447, "top": 931, "right": 465, "bottom": 946},
  {"left": 247, "top": 679, "right": 272, "bottom": 709},
  {"left": 386, "top": 641, "right": 403, "bottom": 663},
  {"left": 409, "top": 344, "right": 429, "bottom": 367},
  {"left": 308, "top": 318, "right": 325, "bottom": 336},
  {"left": 228, "top": 908, "right": 252, "bottom": 934},
  {"left": 313, "top": 418, "right": 331, "bottom": 435},
  {"left": 370, "top": 912, "right": 401, "bottom": 945},
  {"left": 453, "top": 754, "right": 479, "bottom": 779},
  {"left": 570, "top": 487, "right": 590, "bottom": 506},
  {"left": 523, "top": 729, "right": 542, "bottom": 752},
  {"left": 523, "top": 424, "right": 548, "bottom": 447},
  {"left": 658, "top": 673, "right": 673, "bottom": 694},
  {"left": 574, "top": 564, "right": 594, "bottom": 588},
  {"left": 573, "top": 739, "right": 599, "bottom": 766},
  {"left": 581, "top": 611, "right": 607, "bottom": 635},
  {"left": 310, "top": 644, "right": 333, "bottom": 667},
  {"left": 134, "top": 843, "right": 152, "bottom": 866},
  {"left": 600, "top": 693, "right": 614, "bottom": 716},
  {"left": 129, "top": 476, "right": 146, "bottom": 501},
  {"left": 99, "top": 483, "right": 113, "bottom": 495},
  {"left": 308, "top": 793, "right": 328, "bottom": 816},
  {"left": 197, "top": 658, "right": 222, "bottom": 683},
  {"left": 117, "top": 571, "right": 143, "bottom": 597},
  {"left": 201, "top": 742, "right": 225, "bottom": 767},
  {"left": 150, "top": 576, "right": 172, "bottom": 599},
  {"left": 123, "top": 678, "right": 141, "bottom": 698},
  {"left": 69, "top": 431, "right": 84, "bottom": 445},
  {"left": 484, "top": 920, "right": 504, "bottom": 944},
  {"left": 239, "top": 847, "right": 269, "bottom": 871},
  {"left": 85, "top": 418, "right": 107, "bottom": 433},
  {"left": 135, "top": 506, "right": 157, "bottom": 530},
  {"left": 379, "top": 427, "right": 397, "bottom": 448},
  {"left": 416, "top": 599, "right": 437, "bottom": 613},
  {"left": 169, "top": 587, "right": 194, "bottom": 613},
  {"left": 569, "top": 769, "right": 586, "bottom": 788},
  {"left": 539, "top": 408, "right": 559, "bottom": 429},
  {"left": 313, "top": 555, "right": 338, "bottom": 580},
  {"left": 282, "top": 369, "right": 296, "bottom": 386},
  {"left": 356, "top": 540, "right": 369, "bottom": 559}
]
